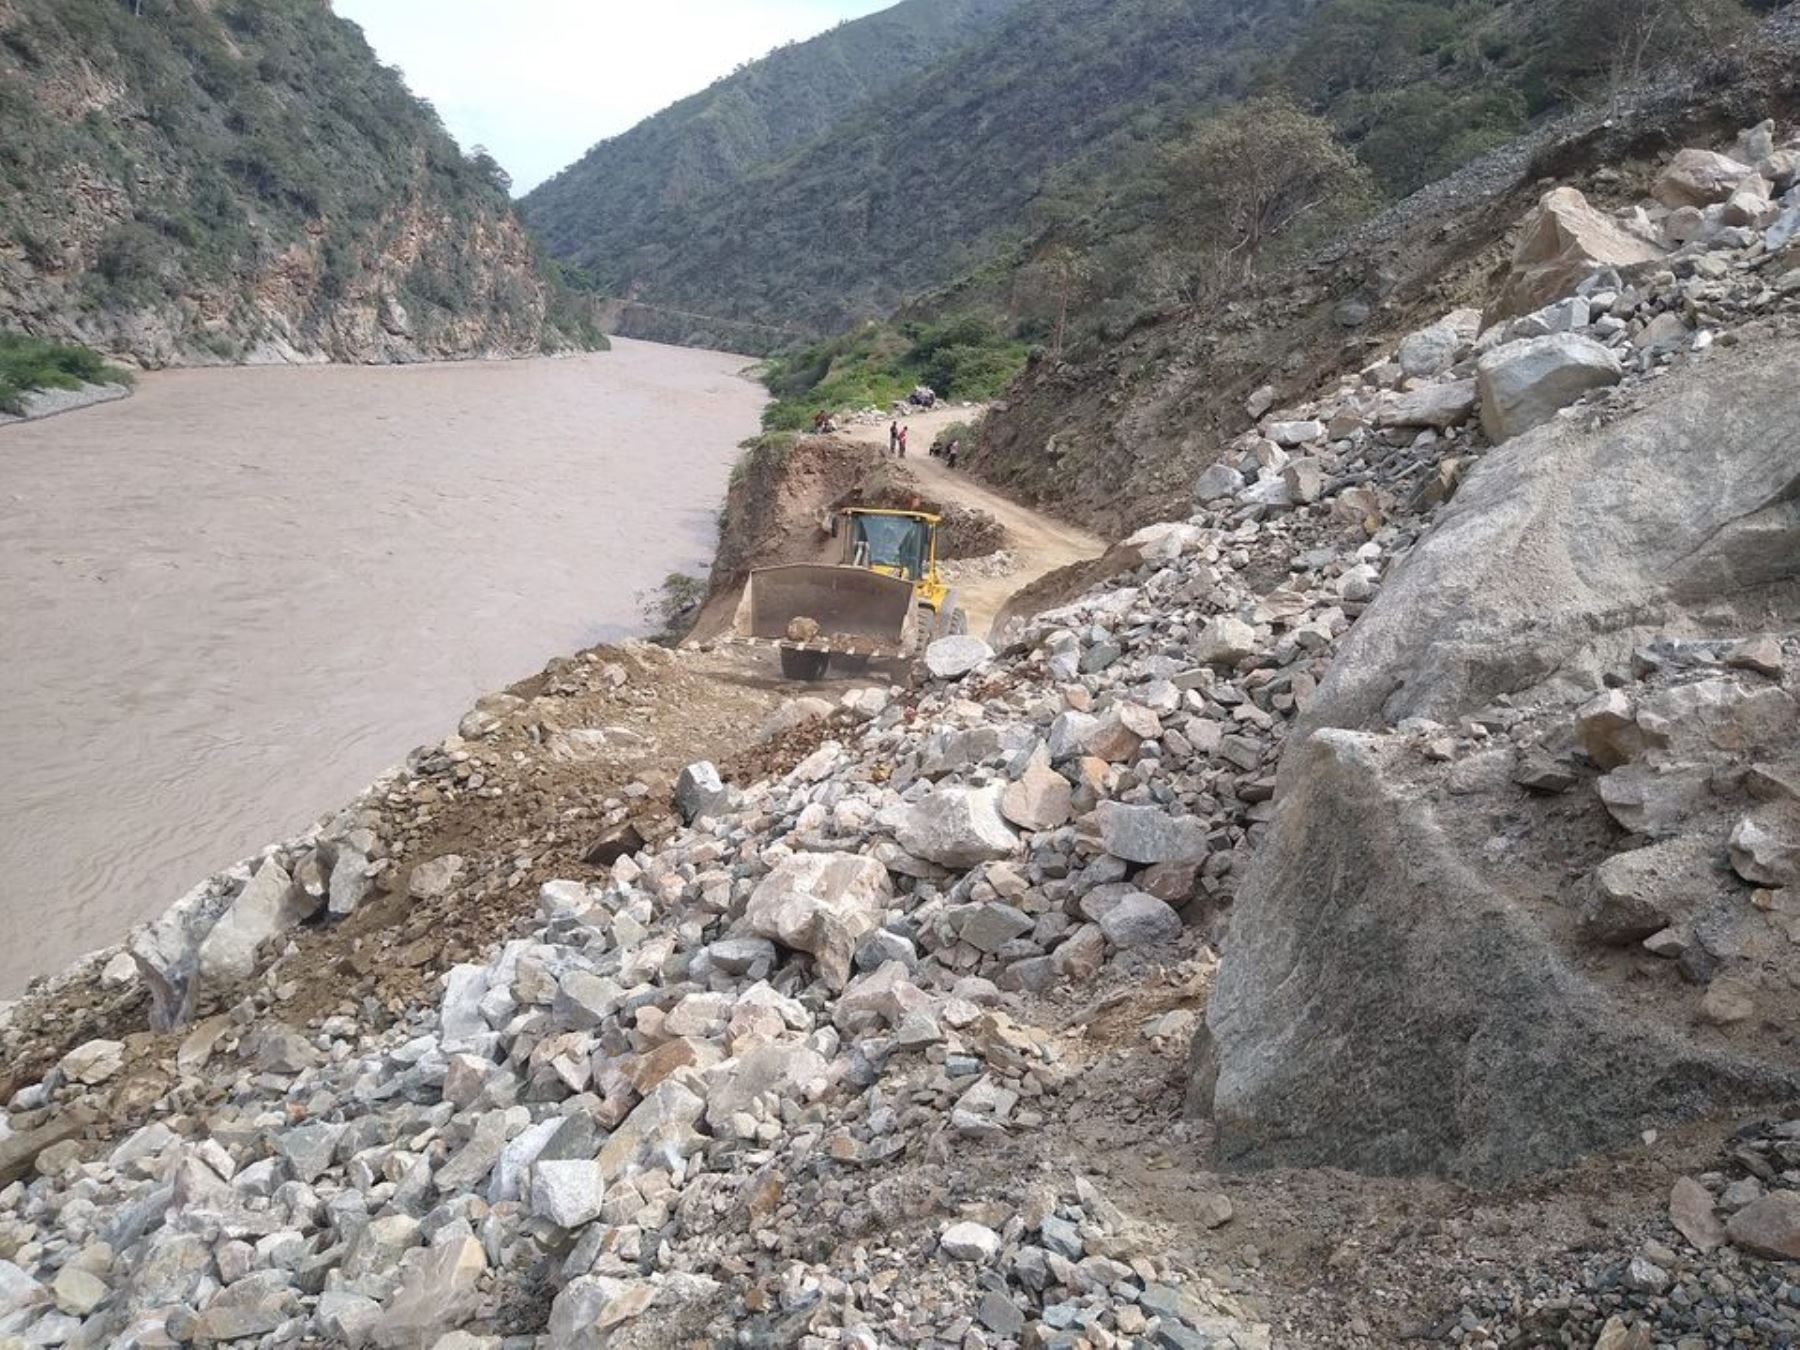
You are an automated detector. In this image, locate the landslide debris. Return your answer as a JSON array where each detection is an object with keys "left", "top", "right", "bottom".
[
  {"left": 5, "top": 119, "right": 1800, "bottom": 1350},
  {"left": 973, "top": 9, "right": 1800, "bottom": 537}
]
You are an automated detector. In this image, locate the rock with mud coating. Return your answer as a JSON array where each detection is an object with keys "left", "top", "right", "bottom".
[{"left": 1488, "top": 186, "right": 1665, "bottom": 321}]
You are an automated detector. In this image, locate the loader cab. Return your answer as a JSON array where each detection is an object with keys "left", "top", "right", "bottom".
[
  {"left": 831, "top": 507, "right": 955, "bottom": 624},
  {"left": 838, "top": 508, "right": 936, "bottom": 582}
]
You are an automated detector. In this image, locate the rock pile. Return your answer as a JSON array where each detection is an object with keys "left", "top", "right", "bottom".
[
  {"left": 3, "top": 122, "right": 1800, "bottom": 1349},
  {"left": 1197, "top": 121, "right": 1800, "bottom": 1182}
]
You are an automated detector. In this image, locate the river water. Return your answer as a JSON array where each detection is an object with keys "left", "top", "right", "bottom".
[{"left": 0, "top": 338, "right": 763, "bottom": 995}]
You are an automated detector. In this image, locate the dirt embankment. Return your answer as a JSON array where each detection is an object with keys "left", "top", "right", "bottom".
[
  {"left": 687, "top": 424, "right": 1103, "bottom": 642},
  {"left": 0, "top": 639, "right": 851, "bottom": 1102}
]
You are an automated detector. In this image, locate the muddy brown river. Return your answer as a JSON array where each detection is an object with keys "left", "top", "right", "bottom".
[{"left": 0, "top": 339, "right": 763, "bottom": 995}]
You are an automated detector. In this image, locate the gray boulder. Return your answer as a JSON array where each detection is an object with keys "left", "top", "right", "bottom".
[
  {"left": 1397, "top": 322, "right": 1461, "bottom": 378},
  {"left": 1195, "top": 347, "right": 1800, "bottom": 1182},
  {"left": 896, "top": 785, "right": 1020, "bottom": 868},
  {"left": 1476, "top": 333, "right": 1622, "bottom": 442},
  {"left": 924, "top": 635, "right": 994, "bottom": 680},
  {"left": 674, "top": 761, "right": 732, "bottom": 823},
  {"left": 196, "top": 859, "right": 316, "bottom": 986},
  {"left": 1307, "top": 346, "right": 1800, "bottom": 730},
  {"left": 1194, "top": 464, "right": 1246, "bottom": 501},
  {"left": 745, "top": 852, "right": 891, "bottom": 991},
  {"left": 1379, "top": 380, "right": 1477, "bottom": 431},
  {"left": 1091, "top": 802, "right": 1209, "bottom": 865},
  {"left": 129, "top": 879, "right": 237, "bottom": 1028},
  {"left": 1098, "top": 893, "right": 1182, "bottom": 948}
]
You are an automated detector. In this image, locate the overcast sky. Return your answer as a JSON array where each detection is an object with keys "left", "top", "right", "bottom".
[{"left": 332, "top": 1, "right": 895, "bottom": 194}]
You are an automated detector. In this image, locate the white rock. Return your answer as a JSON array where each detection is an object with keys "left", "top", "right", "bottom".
[
  {"left": 57, "top": 1037, "right": 125, "bottom": 1086},
  {"left": 924, "top": 635, "right": 994, "bottom": 680},
  {"left": 940, "top": 1221, "right": 1001, "bottom": 1262},
  {"left": 1264, "top": 419, "right": 1325, "bottom": 448},
  {"left": 530, "top": 1159, "right": 606, "bottom": 1228},
  {"left": 745, "top": 853, "right": 892, "bottom": 991},
  {"left": 896, "top": 785, "right": 1021, "bottom": 868}
]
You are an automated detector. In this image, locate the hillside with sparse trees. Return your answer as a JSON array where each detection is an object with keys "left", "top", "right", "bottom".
[{"left": 0, "top": 0, "right": 600, "bottom": 365}]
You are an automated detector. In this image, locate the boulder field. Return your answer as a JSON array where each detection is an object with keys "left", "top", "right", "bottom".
[{"left": 0, "top": 124, "right": 1799, "bottom": 1348}]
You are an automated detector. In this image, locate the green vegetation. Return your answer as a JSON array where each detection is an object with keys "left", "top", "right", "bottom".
[
  {"left": 637, "top": 571, "right": 708, "bottom": 641},
  {"left": 521, "top": 0, "right": 1025, "bottom": 285},
  {"left": 525, "top": 0, "right": 1764, "bottom": 351},
  {"left": 759, "top": 316, "right": 1027, "bottom": 431},
  {"left": 0, "top": 0, "right": 590, "bottom": 356},
  {"left": 0, "top": 332, "right": 131, "bottom": 415},
  {"left": 930, "top": 420, "right": 977, "bottom": 457}
]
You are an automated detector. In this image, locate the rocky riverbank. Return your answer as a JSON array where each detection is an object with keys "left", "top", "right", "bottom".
[
  {"left": 0, "top": 382, "right": 132, "bottom": 429},
  {"left": 0, "top": 121, "right": 1798, "bottom": 1348}
]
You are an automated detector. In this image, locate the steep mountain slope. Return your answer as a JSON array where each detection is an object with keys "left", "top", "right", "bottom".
[
  {"left": 0, "top": 0, "right": 594, "bottom": 366},
  {"left": 535, "top": 0, "right": 1317, "bottom": 336},
  {"left": 970, "top": 9, "right": 1800, "bottom": 536},
  {"left": 519, "top": 0, "right": 1025, "bottom": 298},
  {"left": 528, "top": 0, "right": 1767, "bottom": 343}
]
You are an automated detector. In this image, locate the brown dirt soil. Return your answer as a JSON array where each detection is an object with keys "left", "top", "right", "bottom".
[
  {"left": 839, "top": 407, "right": 1107, "bottom": 637},
  {"left": 892, "top": 937, "right": 1787, "bottom": 1349}
]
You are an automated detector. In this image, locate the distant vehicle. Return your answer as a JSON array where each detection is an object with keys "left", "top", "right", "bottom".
[{"left": 741, "top": 507, "right": 966, "bottom": 680}]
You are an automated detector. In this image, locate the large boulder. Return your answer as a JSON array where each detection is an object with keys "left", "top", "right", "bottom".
[
  {"left": 1090, "top": 802, "right": 1209, "bottom": 865},
  {"left": 1477, "top": 334, "right": 1622, "bottom": 442},
  {"left": 1653, "top": 148, "right": 1758, "bottom": 208},
  {"left": 1379, "top": 380, "right": 1477, "bottom": 431},
  {"left": 745, "top": 853, "right": 891, "bottom": 990},
  {"left": 1194, "top": 346, "right": 1800, "bottom": 1182},
  {"left": 896, "top": 785, "right": 1021, "bottom": 868},
  {"left": 924, "top": 635, "right": 994, "bottom": 680},
  {"left": 674, "top": 761, "right": 732, "bottom": 823},
  {"left": 196, "top": 859, "right": 317, "bottom": 986},
  {"left": 1488, "top": 187, "right": 1664, "bottom": 323},
  {"left": 1195, "top": 730, "right": 1794, "bottom": 1182}
]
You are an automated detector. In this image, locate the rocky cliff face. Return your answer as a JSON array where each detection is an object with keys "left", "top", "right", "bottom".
[{"left": 0, "top": 0, "right": 588, "bottom": 366}]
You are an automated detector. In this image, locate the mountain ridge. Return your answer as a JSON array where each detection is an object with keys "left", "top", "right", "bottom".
[
  {"left": 0, "top": 0, "right": 594, "bottom": 366},
  {"left": 519, "top": 0, "right": 1027, "bottom": 324}
]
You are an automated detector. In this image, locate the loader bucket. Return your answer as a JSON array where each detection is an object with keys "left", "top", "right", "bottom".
[{"left": 746, "top": 564, "right": 915, "bottom": 648}]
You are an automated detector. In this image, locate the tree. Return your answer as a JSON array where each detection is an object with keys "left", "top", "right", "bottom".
[
  {"left": 469, "top": 146, "right": 513, "bottom": 199},
  {"left": 1551, "top": 0, "right": 1751, "bottom": 98},
  {"left": 1162, "top": 98, "right": 1376, "bottom": 281},
  {"left": 1024, "top": 246, "right": 1092, "bottom": 357}
]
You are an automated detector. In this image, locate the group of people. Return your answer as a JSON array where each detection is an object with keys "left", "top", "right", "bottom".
[{"left": 888, "top": 420, "right": 962, "bottom": 469}]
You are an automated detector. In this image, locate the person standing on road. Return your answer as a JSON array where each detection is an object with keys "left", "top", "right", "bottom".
[
  {"left": 898, "top": 425, "right": 909, "bottom": 458},
  {"left": 946, "top": 437, "right": 961, "bottom": 470},
  {"left": 889, "top": 421, "right": 900, "bottom": 457}
]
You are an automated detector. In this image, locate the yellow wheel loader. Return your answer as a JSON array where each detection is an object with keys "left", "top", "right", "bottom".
[{"left": 742, "top": 507, "right": 967, "bottom": 680}]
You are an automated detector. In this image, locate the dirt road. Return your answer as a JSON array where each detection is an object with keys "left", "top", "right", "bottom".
[{"left": 842, "top": 407, "right": 1106, "bottom": 637}]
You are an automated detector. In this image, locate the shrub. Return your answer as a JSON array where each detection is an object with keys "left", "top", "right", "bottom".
[{"left": 0, "top": 330, "right": 132, "bottom": 414}]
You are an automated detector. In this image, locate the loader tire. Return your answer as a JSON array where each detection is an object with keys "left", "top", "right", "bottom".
[{"left": 949, "top": 608, "right": 969, "bottom": 636}]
